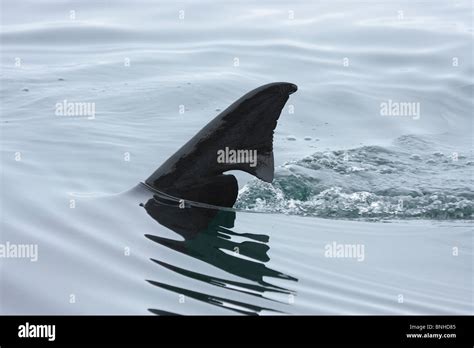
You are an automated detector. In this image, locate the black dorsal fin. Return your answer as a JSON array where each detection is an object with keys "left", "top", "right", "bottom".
[{"left": 145, "top": 82, "right": 297, "bottom": 206}]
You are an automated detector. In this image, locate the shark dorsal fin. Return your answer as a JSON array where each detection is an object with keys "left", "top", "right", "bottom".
[{"left": 145, "top": 82, "right": 297, "bottom": 206}]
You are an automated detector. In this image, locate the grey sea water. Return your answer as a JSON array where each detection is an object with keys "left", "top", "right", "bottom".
[{"left": 0, "top": 0, "right": 472, "bottom": 314}]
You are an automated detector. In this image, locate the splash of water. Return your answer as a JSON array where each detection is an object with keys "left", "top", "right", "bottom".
[{"left": 237, "top": 135, "right": 473, "bottom": 220}]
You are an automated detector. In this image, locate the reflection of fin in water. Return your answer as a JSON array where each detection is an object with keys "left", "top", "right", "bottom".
[
  {"left": 148, "top": 309, "right": 181, "bottom": 316},
  {"left": 146, "top": 232, "right": 284, "bottom": 280},
  {"left": 151, "top": 259, "right": 293, "bottom": 296},
  {"left": 142, "top": 195, "right": 298, "bottom": 314},
  {"left": 143, "top": 195, "right": 296, "bottom": 283},
  {"left": 143, "top": 193, "right": 235, "bottom": 238},
  {"left": 147, "top": 280, "right": 284, "bottom": 316}
]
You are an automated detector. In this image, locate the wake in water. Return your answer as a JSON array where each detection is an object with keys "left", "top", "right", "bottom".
[{"left": 237, "top": 134, "right": 473, "bottom": 220}]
